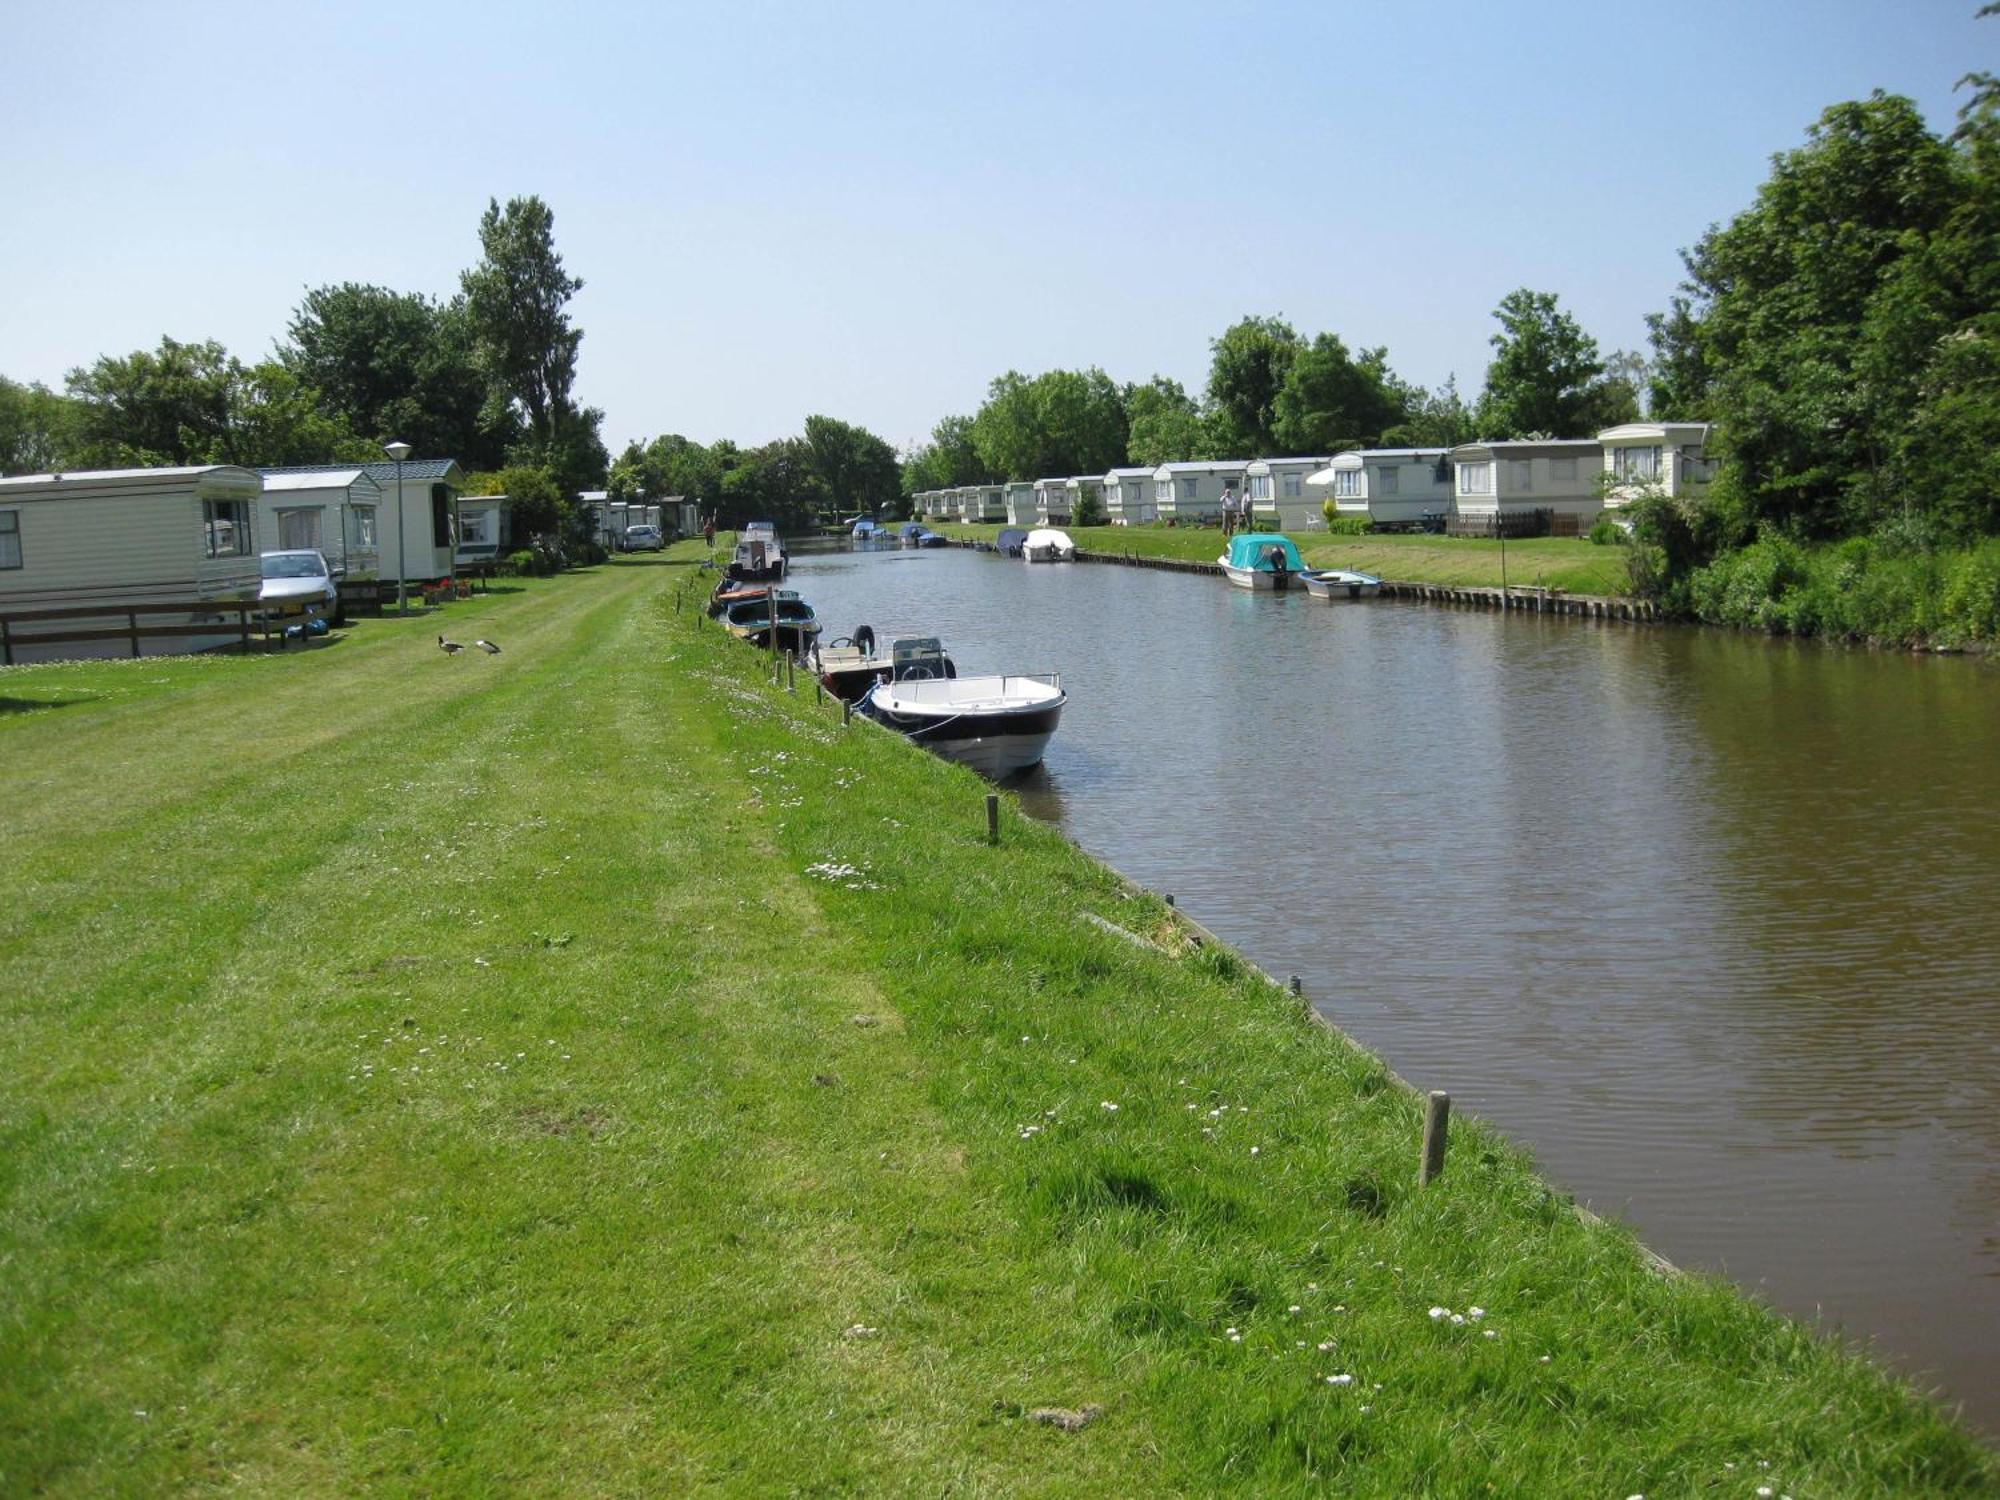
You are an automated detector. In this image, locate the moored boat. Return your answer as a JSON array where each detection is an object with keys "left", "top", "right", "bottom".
[
  {"left": 995, "top": 527, "right": 1028, "bottom": 558},
  {"left": 722, "top": 587, "right": 821, "bottom": 652},
  {"left": 862, "top": 670, "right": 1066, "bottom": 779},
  {"left": 728, "top": 521, "right": 787, "bottom": 581},
  {"left": 814, "top": 629, "right": 959, "bottom": 703},
  {"left": 1219, "top": 532, "right": 1306, "bottom": 590},
  {"left": 1300, "top": 568, "right": 1383, "bottom": 602},
  {"left": 1023, "top": 527, "right": 1075, "bottom": 562}
]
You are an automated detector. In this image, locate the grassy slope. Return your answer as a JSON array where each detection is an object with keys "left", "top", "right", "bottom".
[
  {"left": 928, "top": 523, "right": 1634, "bottom": 596},
  {"left": 0, "top": 550, "right": 1989, "bottom": 1496}
]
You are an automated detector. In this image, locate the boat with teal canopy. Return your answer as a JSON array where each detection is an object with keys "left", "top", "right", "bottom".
[{"left": 1218, "top": 532, "right": 1307, "bottom": 590}]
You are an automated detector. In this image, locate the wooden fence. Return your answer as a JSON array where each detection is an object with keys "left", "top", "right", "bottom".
[{"left": 0, "top": 598, "right": 268, "bottom": 665}]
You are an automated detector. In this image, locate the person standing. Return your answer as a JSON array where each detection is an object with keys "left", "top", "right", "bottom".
[
  {"left": 1221, "top": 486, "right": 1237, "bottom": 537},
  {"left": 703, "top": 514, "right": 716, "bottom": 549}
]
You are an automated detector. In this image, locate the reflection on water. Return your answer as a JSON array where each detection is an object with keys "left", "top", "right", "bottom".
[{"left": 790, "top": 544, "right": 2000, "bottom": 1432}]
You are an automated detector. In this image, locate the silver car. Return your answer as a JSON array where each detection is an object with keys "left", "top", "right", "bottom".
[
  {"left": 623, "top": 525, "right": 664, "bottom": 552},
  {"left": 259, "top": 549, "right": 340, "bottom": 623}
]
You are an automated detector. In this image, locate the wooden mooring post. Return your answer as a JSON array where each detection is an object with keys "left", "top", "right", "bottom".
[
  {"left": 985, "top": 792, "right": 1000, "bottom": 844},
  {"left": 1419, "top": 1091, "right": 1451, "bottom": 1186}
]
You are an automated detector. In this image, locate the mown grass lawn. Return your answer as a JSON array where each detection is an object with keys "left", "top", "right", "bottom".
[
  {"left": 1, "top": 548, "right": 1989, "bottom": 1495},
  {"left": 929, "top": 523, "right": 1635, "bottom": 595}
]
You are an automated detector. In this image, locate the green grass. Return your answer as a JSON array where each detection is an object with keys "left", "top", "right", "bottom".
[
  {"left": 929, "top": 522, "right": 1636, "bottom": 596},
  {"left": 1, "top": 548, "right": 1990, "bottom": 1495}
]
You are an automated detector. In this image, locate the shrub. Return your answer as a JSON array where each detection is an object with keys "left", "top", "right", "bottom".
[
  {"left": 1587, "top": 517, "right": 1630, "bottom": 546},
  {"left": 1325, "top": 515, "right": 1371, "bottom": 537},
  {"left": 503, "top": 549, "right": 536, "bottom": 577}
]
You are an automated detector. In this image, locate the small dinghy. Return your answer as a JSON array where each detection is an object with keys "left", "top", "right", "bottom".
[
  {"left": 1300, "top": 568, "right": 1383, "bottom": 602},
  {"left": 1023, "top": 527, "right": 1075, "bottom": 562},
  {"left": 1219, "top": 533, "right": 1306, "bottom": 590},
  {"left": 863, "top": 668, "right": 1066, "bottom": 779}
]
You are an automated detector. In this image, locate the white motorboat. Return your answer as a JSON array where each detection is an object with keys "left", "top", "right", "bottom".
[
  {"left": 728, "top": 521, "right": 787, "bottom": 581},
  {"left": 1300, "top": 568, "right": 1383, "bottom": 601},
  {"left": 1023, "top": 527, "right": 1075, "bottom": 562},
  {"left": 862, "top": 671, "right": 1066, "bottom": 778},
  {"left": 1218, "top": 532, "right": 1307, "bottom": 590}
]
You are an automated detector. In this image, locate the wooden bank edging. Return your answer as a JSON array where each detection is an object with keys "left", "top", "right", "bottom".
[{"left": 956, "top": 540, "right": 1659, "bottom": 621}]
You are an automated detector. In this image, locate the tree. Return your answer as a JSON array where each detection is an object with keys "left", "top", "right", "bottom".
[
  {"left": 490, "top": 464, "right": 567, "bottom": 543},
  {"left": 1669, "top": 93, "right": 1962, "bottom": 535},
  {"left": 969, "top": 368, "right": 1126, "bottom": 480},
  {"left": 901, "top": 413, "right": 989, "bottom": 496},
  {"left": 461, "top": 196, "right": 584, "bottom": 450},
  {"left": 1271, "top": 333, "right": 1405, "bottom": 454},
  {"left": 1381, "top": 375, "right": 1475, "bottom": 449},
  {"left": 281, "top": 283, "right": 510, "bottom": 468},
  {"left": 804, "top": 414, "right": 901, "bottom": 517},
  {"left": 719, "top": 439, "right": 824, "bottom": 533},
  {"left": 1124, "top": 376, "right": 1211, "bottom": 466},
  {"left": 64, "top": 337, "right": 371, "bottom": 468},
  {"left": 1206, "top": 316, "right": 1301, "bottom": 454},
  {"left": 0, "top": 376, "right": 80, "bottom": 475},
  {"left": 1475, "top": 289, "right": 1628, "bottom": 438}
]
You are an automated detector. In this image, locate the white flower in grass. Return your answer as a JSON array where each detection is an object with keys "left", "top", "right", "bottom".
[
  {"left": 1482, "top": 1329, "right": 1497, "bottom": 1339},
  {"left": 1755, "top": 1490, "right": 1773, "bottom": 1499},
  {"left": 1287, "top": 1305, "right": 1301, "bottom": 1315},
  {"left": 1317, "top": 1341, "right": 1335, "bottom": 1353},
  {"left": 1250, "top": 1146, "right": 1260, "bottom": 1156},
  {"left": 1100, "top": 1100, "right": 1118, "bottom": 1112},
  {"left": 1467, "top": 1306, "right": 1485, "bottom": 1320},
  {"left": 1450, "top": 1314, "right": 1466, "bottom": 1326},
  {"left": 1428, "top": 1307, "right": 1449, "bottom": 1321},
  {"left": 1325, "top": 1373, "right": 1353, "bottom": 1386}
]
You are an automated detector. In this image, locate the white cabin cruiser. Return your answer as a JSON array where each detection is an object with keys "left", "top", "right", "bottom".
[
  {"left": 1022, "top": 528, "right": 1075, "bottom": 562},
  {"left": 728, "top": 521, "right": 787, "bottom": 582}
]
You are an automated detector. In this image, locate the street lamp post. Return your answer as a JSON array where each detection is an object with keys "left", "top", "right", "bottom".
[{"left": 384, "top": 441, "right": 412, "bottom": 615}]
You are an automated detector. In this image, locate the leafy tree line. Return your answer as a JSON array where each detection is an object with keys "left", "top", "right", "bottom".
[
  {"left": 0, "top": 195, "right": 609, "bottom": 511},
  {"left": 899, "top": 296, "right": 1645, "bottom": 498},
  {"left": 605, "top": 413, "right": 902, "bottom": 533}
]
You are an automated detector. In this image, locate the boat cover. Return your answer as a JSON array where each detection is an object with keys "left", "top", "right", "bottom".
[
  {"left": 1024, "top": 528, "right": 1074, "bottom": 552},
  {"left": 1225, "top": 533, "right": 1306, "bottom": 572},
  {"left": 995, "top": 527, "right": 1027, "bottom": 555},
  {"left": 899, "top": 522, "right": 925, "bottom": 538}
]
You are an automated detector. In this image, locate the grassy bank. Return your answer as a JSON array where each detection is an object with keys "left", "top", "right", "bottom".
[
  {"left": 928, "top": 522, "right": 1634, "bottom": 596},
  {"left": 1, "top": 549, "right": 1989, "bottom": 1494}
]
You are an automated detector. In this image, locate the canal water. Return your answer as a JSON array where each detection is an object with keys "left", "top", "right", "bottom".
[{"left": 787, "top": 541, "right": 2000, "bottom": 1433}]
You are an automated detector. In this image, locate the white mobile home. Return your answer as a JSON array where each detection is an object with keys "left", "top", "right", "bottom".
[
  {"left": 1598, "top": 422, "right": 1716, "bottom": 511},
  {"left": 1032, "top": 477, "right": 1073, "bottom": 525},
  {"left": 950, "top": 486, "right": 975, "bottom": 522},
  {"left": 1152, "top": 461, "right": 1248, "bottom": 525},
  {"left": 257, "top": 468, "right": 384, "bottom": 576},
  {"left": 1102, "top": 466, "right": 1155, "bottom": 524},
  {"left": 1309, "top": 449, "right": 1454, "bottom": 531},
  {"left": 1064, "top": 474, "right": 1105, "bottom": 524},
  {"left": 457, "top": 495, "right": 512, "bottom": 565},
  {"left": 1003, "top": 481, "right": 1037, "bottom": 526},
  {"left": 1244, "top": 457, "right": 1330, "bottom": 531},
  {"left": 0, "top": 465, "right": 266, "bottom": 663},
  {"left": 263, "top": 458, "right": 462, "bottom": 584},
  {"left": 1448, "top": 440, "right": 1605, "bottom": 536},
  {"left": 968, "top": 484, "right": 1006, "bottom": 522}
]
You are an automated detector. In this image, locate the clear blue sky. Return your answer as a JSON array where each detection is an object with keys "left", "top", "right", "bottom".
[{"left": 1, "top": 0, "right": 1989, "bottom": 458}]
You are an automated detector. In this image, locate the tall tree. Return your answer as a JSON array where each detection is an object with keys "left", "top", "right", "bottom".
[
  {"left": 461, "top": 195, "right": 601, "bottom": 495},
  {"left": 1476, "top": 289, "right": 1627, "bottom": 438},
  {"left": 804, "top": 414, "right": 901, "bottom": 516},
  {"left": 969, "top": 368, "right": 1127, "bottom": 479},
  {"left": 281, "top": 282, "right": 509, "bottom": 468},
  {"left": 1205, "top": 316, "right": 1301, "bottom": 454},
  {"left": 1124, "top": 376, "right": 1210, "bottom": 466},
  {"left": 1271, "top": 334, "right": 1405, "bottom": 454},
  {"left": 1381, "top": 375, "right": 1475, "bottom": 449}
]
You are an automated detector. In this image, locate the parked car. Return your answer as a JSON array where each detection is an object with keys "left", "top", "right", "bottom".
[
  {"left": 259, "top": 549, "right": 340, "bottom": 624},
  {"left": 623, "top": 524, "right": 664, "bottom": 552}
]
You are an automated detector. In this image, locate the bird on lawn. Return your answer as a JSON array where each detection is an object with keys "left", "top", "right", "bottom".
[
  {"left": 474, "top": 638, "right": 501, "bottom": 654},
  {"left": 438, "top": 635, "right": 464, "bottom": 656}
]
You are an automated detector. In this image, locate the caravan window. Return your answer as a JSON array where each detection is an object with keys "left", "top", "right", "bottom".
[
  {"left": 1458, "top": 462, "right": 1492, "bottom": 496},
  {"left": 1509, "top": 460, "right": 1534, "bottom": 491},
  {"left": 1612, "top": 445, "right": 1662, "bottom": 480},
  {"left": 1179, "top": 477, "right": 1197, "bottom": 502},
  {"left": 277, "top": 508, "right": 321, "bottom": 549},
  {"left": 0, "top": 510, "right": 20, "bottom": 569},
  {"left": 203, "top": 499, "right": 252, "bottom": 558},
  {"left": 1283, "top": 472, "right": 1302, "bottom": 497},
  {"left": 1375, "top": 467, "right": 1399, "bottom": 495},
  {"left": 1333, "top": 470, "right": 1361, "bottom": 498},
  {"left": 353, "top": 507, "right": 377, "bottom": 547}
]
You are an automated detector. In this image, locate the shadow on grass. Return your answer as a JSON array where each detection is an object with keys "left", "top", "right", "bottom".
[{"left": 0, "top": 694, "right": 102, "bottom": 715}]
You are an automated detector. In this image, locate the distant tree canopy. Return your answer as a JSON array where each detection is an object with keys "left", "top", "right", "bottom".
[
  {"left": 900, "top": 413, "right": 990, "bottom": 497},
  {"left": 804, "top": 413, "right": 901, "bottom": 517},
  {"left": 1271, "top": 334, "right": 1406, "bottom": 454},
  {"left": 1205, "top": 316, "right": 1301, "bottom": 456}
]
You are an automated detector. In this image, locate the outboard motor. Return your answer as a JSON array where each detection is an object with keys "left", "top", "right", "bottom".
[
  {"left": 1269, "top": 548, "right": 1291, "bottom": 591},
  {"left": 853, "top": 623, "right": 876, "bottom": 656}
]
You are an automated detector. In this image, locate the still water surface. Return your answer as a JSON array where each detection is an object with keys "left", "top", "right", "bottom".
[{"left": 790, "top": 542, "right": 2000, "bottom": 1432}]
